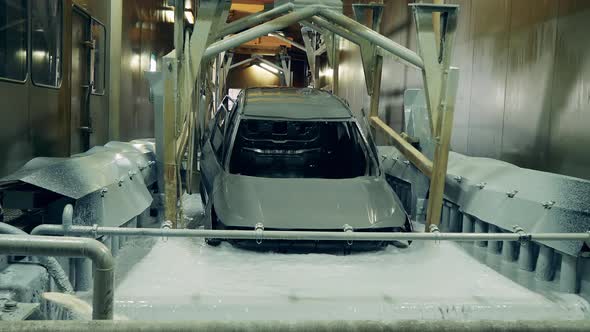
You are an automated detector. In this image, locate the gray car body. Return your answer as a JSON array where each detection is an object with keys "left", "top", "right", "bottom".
[{"left": 200, "top": 87, "right": 407, "bottom": 231}]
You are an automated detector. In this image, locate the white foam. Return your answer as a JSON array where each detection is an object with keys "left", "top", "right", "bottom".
[{"left": 113, "top": 237, "right": 590, "bottom": 321}]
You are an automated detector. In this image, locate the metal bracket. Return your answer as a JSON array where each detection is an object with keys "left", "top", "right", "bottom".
[
  {"left": 301, "top": 27, "right": 318, "bottom": 86},
  {"left": 410, "top": 3, "right": 459, "bottom": 135},
  {"left": 352, "top": 3, "right": 384, "bottom": 97},
  {"left": 254, "top": 223, "right": 264, "bottom": 244}
]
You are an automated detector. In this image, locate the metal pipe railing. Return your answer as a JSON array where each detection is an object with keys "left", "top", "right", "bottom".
[
  {"left": 3, "top": 319, "right": 590, "bottom": 332},
  {"left": 0, "top": 235, "right": 114, "bottom": 320},
  {"left": 30, "top": 224, "right": 590, "bottom": 243}
]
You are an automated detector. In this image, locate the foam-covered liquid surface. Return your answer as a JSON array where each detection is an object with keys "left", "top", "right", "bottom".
[{"left": 113, "top": 237, "right": 590, "bottom": 321}]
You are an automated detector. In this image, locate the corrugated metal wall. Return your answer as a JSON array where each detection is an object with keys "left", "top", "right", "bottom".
[{"left": 337, "top": 0, "right": 590, "bottom": 180}]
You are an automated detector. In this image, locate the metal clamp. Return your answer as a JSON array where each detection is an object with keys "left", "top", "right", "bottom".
[
  {"left": 254, "top": 223, "right": 264, "bottom": 245},
  {"left": 343, "top": 224, "right": 354, "bottom": 246},
  {"left": 91, "top": 224, "right": 99, "bottom": 239},
  {"left": 513, "top": 225, "right": 531, "bottom": 246},
  {"left": 161, "top": 220, "right": 173, "bottom": 242},
  {"left": 429, "top": 224, "right": 440, "bottom": 244}
]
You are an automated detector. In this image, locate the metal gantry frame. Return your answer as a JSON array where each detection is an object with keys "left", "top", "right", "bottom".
[{"left": 158, "top": 0, "right": 460, "bottom": 232}]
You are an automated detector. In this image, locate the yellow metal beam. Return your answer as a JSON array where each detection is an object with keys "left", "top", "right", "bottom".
[{"left": 370, "top": 116, "right": 433, "bottom": 178}]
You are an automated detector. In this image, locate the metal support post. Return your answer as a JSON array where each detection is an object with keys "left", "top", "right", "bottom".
[
  {"left": 518, "top": 242, "right": 535, "bottom": 271},
  {"left": 410, "top": 4, "right": 459, "bottom": 134},
  {"left": 487, "top": 225, "right": 501, "bottom": 254},
  {"left": 502, "top": 240, "right": 517, "bottom": 262},
  {"left": 301, "top": 26, "right": 317, "bottom": 86},
  {"left": 535, "top": 244, "right": 555, "bottom": 281},
  {"left": 560, "top": 255, "right": 578, "bottom": 293},
  {"left": 473, "top": 218, "right": 488, "bottom": 247},
  {"left": 280, "top": 53, "right": 292, "bottom": 87},
  {"left": 353, "top": 3, "right": 384, "bottom": 118},
  {"left": 162, "top": 55, "right": 179, "bottom": 227},
  {"left": 461, "top": 214, "right": 474, "bottom": 233},
  {"left": 425, "top": 67, "right": 459, "bottom": 230}
]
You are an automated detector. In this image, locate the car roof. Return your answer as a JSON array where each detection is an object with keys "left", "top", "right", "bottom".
[{"left": 240, "top": 87, "right": 353, "bottom": 120}]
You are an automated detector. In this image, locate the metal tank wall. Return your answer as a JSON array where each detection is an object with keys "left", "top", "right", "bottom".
[{"left": 336, "top": 0, "right": 590, "bottom": 180}]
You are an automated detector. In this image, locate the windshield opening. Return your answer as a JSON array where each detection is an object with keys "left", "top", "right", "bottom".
[{"left": 229, "top": 119, "right": 375, "bottom": 179}]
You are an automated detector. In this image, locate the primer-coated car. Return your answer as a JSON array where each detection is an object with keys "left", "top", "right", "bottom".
[{"left": 200, "top": 87, "right": 410, "bottom": 250}]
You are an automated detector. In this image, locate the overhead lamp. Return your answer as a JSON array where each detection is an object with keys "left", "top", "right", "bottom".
[
  {"left": 185, "top": 11, "right": 194, "bottom": 24},
  {"left": 258, "top": 62, "right": 280, "bottom": 74}
]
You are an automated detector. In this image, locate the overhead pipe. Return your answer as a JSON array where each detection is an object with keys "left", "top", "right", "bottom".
[
  {"left": 30, "top": 224, "right": 590, "bottom": 243},
  {"left": 0, "top": 235, "right": 114, "bottom": 320},
  {"left": 309, "top": 16, "right": 365, "bottom": 47},
  {"left": 318, "top": 9, "right": 424, "bottom": 69},
  {"left": 204, "top": 6, "right": 322, "bottom": 59},
  {"left": 216, "top": 3, "right": 294, "bottom": 37},
  {"left": 268, "top": 32, "right": 306, "bottom": 51}
]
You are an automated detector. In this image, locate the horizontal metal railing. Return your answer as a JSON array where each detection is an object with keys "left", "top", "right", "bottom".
[{"left": 31, "top": 224, "right": 590, "bottom": 243}]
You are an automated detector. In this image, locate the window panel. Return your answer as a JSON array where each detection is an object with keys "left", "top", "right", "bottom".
[
  {"left": 210, "top": 108, "right": 227, "bottom": 162},
  {"left": 0, "top": 0, "right": 27, "bottom": 81},
  {"left": 91, "top": 20, "right": 105, "bottom": 94},
  {"left": 31, "top": 0, "right": 62, "bottom": 87}
]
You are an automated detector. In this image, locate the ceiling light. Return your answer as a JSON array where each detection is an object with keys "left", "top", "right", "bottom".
[
  {"left": 258, "top": 62, "right": 280, "bottom": 74},
  {"left": 185, "top": 11, "right": 194, "bottom": 24}
]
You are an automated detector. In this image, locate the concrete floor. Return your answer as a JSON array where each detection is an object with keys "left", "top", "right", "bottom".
[{"left": 110, "top": 195, "right": 590, "bottom": 321}]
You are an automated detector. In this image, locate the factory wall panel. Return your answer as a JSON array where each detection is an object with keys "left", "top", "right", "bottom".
[
  {"left": 118, "top": 0, "right": 174, "bottom": 141},
  {"left": 337, "top": 0, "right": 590, "bottom": 180},
  {"left": 547, "top": 0, "right": 590, "bottom": 179}
]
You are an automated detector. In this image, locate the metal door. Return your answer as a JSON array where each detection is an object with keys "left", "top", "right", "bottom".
[{"left": 70, "top": 9, "right": 93, "bottom": 154}]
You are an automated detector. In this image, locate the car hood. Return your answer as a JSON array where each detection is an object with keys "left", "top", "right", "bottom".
[{"left": 212, "top": 174, "right": 406, "bottom": 230}]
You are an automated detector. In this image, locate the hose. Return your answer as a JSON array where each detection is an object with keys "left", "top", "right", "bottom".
[{"left": 0, "top": 222, "right": 74, "bottom": 294}]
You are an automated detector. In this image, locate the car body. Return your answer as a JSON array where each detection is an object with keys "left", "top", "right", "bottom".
[{"left": 199, "top": 87, "right": 410, "bottom": 250}]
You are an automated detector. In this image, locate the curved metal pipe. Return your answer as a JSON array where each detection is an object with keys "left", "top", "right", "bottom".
[
  {"left": 0, "top": 235, "right": 114, "bottom": 320},
  {"left": 30, "top": 224, "right": 590, "bottom": 242},
  {"left": 204, "top": 6, "right": 321, "bottom": 59},
  {"left": 0, "top": 222, "right": 74, "bottom": 294},
  {"left": 318, "top": 9, "right": 424, "bottom": 69},
  {"left": 216, "top": 3, "right": 294, "bottom": 37}
]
